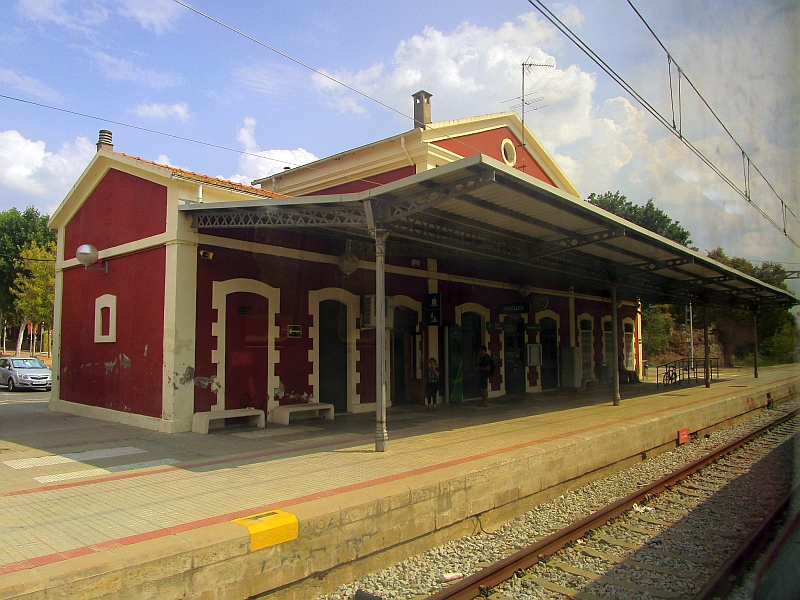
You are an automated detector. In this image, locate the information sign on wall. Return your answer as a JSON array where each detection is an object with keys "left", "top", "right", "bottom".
[
  {"left": 425, "top": 293, "right": 441, "bottom": 326},
  {"left": 287, "top": 325, "right": 302, "bottom": 338}
]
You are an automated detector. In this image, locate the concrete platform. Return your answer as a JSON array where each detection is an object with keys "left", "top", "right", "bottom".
[{"left": 0, "top": 365, "right": 797, "bottom": 599}]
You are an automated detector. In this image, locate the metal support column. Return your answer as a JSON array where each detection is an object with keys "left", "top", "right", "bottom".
[
  {"left": 753, "top": 310, "right": 759, "bottom": 379},
  {"left": 704, "top": 304, "right": 710, "bottom": 388},
  {"left": 611, "top": 285, "right": 620, "bottom": 405},
  {"left": 374, "top": 230, "right": 389, "bottom": 452}
]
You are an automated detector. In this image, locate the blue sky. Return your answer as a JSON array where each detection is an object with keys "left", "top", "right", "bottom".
[{"left": 1, "top": 0, "right": 798, "bottom": 289}]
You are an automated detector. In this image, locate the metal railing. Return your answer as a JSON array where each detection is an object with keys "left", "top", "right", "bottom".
[{"left": 655, "top": 356, "right": 720, "bottom": 388}]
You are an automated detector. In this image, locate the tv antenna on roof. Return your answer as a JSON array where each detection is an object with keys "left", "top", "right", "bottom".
[{"left": 519, "top": 57, "right": 554, "bottom": 171}]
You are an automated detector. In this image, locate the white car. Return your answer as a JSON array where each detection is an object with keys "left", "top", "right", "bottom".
[{"left": 0, "top": 357, "right": 52, "bottom": 391}]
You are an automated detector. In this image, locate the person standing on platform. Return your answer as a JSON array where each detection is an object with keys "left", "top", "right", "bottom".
[
  {"left": 477, "top": 345, "right": 494, "bottom": 407},
  {"left": 425, "top": 358, "right": 439, "bottom": 410}
]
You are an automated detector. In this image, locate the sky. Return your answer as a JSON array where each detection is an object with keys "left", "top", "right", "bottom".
[{"left": 1, "top": 0, "right": 798, "bottom": 293}]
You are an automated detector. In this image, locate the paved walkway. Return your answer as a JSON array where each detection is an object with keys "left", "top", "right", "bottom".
[{"left": 0, "top": 365, "right": 796, "bottom": 576}]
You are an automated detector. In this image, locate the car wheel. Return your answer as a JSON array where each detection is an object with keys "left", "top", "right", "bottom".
[
  {"left": 45, "top": 387, "right": 51, "bottom": 392},
  {"left": 7, "top": 378, "right": 15, "bottom": 392}
]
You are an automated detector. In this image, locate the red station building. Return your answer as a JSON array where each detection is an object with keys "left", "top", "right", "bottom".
[{"left": 48, "top": 92, "right": 794, "bottom": 442}]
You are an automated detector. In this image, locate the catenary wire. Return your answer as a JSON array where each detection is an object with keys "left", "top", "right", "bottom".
[
  {"left": 0, "top": 93, "right": 390, "bottom": 188},
  {"left": 168, "top": 0, "right": 492, "bottom": 160},
  {"left": 526, "top": 0, "right": 799, "bottom": 250},
  {"left": 626, "top": 0, "right": 796, "bottom": 222}
]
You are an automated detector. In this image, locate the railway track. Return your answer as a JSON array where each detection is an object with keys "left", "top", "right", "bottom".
[{"left": 425, "top": 409, "right": 799, "bottom": 600}]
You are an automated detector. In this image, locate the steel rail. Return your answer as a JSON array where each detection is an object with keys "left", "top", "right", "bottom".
[
  {"left": 695, "top": 482, "right": 799, "bottom": 599},
  {"left": 425, "top": 408, "right": 800, "bottom": 600}
]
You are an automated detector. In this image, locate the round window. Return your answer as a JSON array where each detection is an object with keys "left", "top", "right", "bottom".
[{"left": 501, "top": 138, "right": 517, "bottom": 166}]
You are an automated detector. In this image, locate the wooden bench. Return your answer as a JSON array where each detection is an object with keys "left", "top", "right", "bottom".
[
  {"left": 192, "top": 408, "right": 265, "bottom": 434},
  {"left": 272, "top": 403, "right": 335, "bottom": 426},
  {"left": 582, "top": 377, "right": 599, "bottom": 389}
]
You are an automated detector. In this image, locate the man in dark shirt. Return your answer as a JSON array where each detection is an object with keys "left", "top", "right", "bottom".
[{"left": 477, "top": 345, "right": 493, "bottom": 407}]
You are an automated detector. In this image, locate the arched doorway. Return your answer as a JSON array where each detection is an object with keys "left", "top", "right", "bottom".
[
  {"left": 461, "top": 311, "right": 483, "bottom": 399},
  {"left": 319, "top": 300, "right": 348, "bottom": 413},
  {"left": 392, "top": 307, "right": 419, "bottom": 404},
  {"left": 225, "top": 292, "right": 269, "bottom": 411},
  {"left": 504, "top": 316, "right": 526, "bottom": 394},
  {"left": 539, "top": 317, "right": 559, "bottom": 390}
]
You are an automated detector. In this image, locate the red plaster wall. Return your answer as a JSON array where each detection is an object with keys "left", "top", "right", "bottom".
[
  {"left": 308, "top": 165, "right": 416, "bottom": 195},
  {"left": 432, "top": 127, "right": 555, "bottom": 187},
  {"left": 59, "top": 246, "right": 166, "bottom": 417},
  {"left": 64, "top": 169, "right": 167, "bottom": 259}
]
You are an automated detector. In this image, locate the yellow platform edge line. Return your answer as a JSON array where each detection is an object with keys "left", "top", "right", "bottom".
[{"left": 233, "top": 509, "right": 299, "bottom": 551}]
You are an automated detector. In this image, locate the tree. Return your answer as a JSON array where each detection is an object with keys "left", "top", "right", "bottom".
[
  {"left": 587, "top": 191, "right": 693, "bottom": 247},
  {"left": 0, "top": 208, "right": 55, "bottom": 345},
  {"left": 705, "top": 247, "right": 797, "bottom": 366},
  {"left": 642, "top": 304, "right": 673, "bottom": 358},
  {"left": 12, "top": 241, "right": 55, "bottom": 355}
]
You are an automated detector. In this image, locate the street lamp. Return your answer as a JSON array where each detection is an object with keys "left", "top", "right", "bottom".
[{"left": 76, "top": 244, "right": 108, "bottom": 273}]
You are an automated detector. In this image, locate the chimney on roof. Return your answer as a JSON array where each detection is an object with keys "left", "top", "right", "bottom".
[
  {"left": 96, "top": 130, "right": 113, "bottom": 152},
  {"left": 412, "top": 90, "right": 432, "bottom": 129}
]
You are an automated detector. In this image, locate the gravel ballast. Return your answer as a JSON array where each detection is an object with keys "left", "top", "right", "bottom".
[{"left": 315, "top": 399, "right": 798, "bottom": 600}]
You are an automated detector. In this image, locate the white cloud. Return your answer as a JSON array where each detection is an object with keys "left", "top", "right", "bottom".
[
  {"left": 91, "top": 50, "right": 182, "bottom": 88},
  {"left": 17, "top": 0, "right": 182, "bottom": 34},
  {"left": 0, "top": 68, "right": 60, "bottom": 102},
  {"left": 553, "top": 3, "right": 584, "bottom": 28},
  {"left": 310, "top": 8, "right": 799, "bottom": 264},
  {"left": 17, "top": 0, "right": 108, "bottom": 33},
  {"left": 0, "top": 130, "right": 95, "bottom": 205},
  {"left": 116, "top": 0, "right": 183, "bottom": 34},
  {"left": 133, "top": 101, "right": 190, "bottom": 121},
  {"left": 226, "top": 117, "right": 318, "bottom": 184}
]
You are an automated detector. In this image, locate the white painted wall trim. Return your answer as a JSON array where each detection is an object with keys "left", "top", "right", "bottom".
[
  {"left": 50, "top": 398, "right": 184, "bottom": 433},
  {"left": 94, "top": 294, "right": 117, "bottom": 343},
  {"left": 308, "top": 288, "right": 361, "bottom": 412},
  {"left": 197, "top": 234, "right": 638, "bottom": 305},
  {"left": 622, "top": 316, "right": 636, "bottom": 371},
  {"left": 577, "top": 312, "right": 595, "bottom": 378},
  {"left": 57, "top": 232, "right": 171, "bottom": 270},
  {"left": 211, "top": 279, "right": 281, "bottom": 419}
]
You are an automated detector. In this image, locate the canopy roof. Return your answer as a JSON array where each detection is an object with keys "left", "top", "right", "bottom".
[{"left": 181, "top": 154, "right": 797, "bottom": 310}]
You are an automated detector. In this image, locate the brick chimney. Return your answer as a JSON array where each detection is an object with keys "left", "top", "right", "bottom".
[
  {"left": 96, "top": 130, "right": 113, "bottom": 152},
  {"left": 412, "top": 90, "right": 432, "bottom": 129}
]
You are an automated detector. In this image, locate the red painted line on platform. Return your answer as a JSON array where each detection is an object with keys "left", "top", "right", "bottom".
[{"left": 0, "top": 375, "right": 796, "bottom": 576}]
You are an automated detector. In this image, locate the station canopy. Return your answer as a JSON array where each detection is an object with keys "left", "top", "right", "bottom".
[{"left": 181, "top": 154, "right": 797, "bottom": 310}]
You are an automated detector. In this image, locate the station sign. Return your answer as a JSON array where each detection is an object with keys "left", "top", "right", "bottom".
[
  {"left": 496, "top": 302, "right": 530, "bottom": 314},
  {"left": 424, "top": 293, "right": 441, "bottom": 326}
]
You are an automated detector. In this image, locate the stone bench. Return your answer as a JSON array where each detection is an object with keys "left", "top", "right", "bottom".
[
  {"left": 192, "top": 409, "right": 265, "bottom": 434},
  {"left": 582, "top": 377, "right": 599, "bottom": 389},
  {"left": 272, "top": 403, "right": 335, "bottom": 426}
]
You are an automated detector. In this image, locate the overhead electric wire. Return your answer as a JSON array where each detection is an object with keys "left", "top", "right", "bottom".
[
  {"left": 626, "top": 0, "right": 796, "bottom": 222},
  {"left": 169, "top": 0, "right": 490, "bottom": 160},
  {"left": 0, "top": 93, "right": 388, "bottom": 188},
  {"left": 526, "top": 0, "right": 799, "bottom": 250}
]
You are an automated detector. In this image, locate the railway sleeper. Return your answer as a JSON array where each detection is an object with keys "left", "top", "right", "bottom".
[
  {"left": 521, "top": 574, "right": 604, "bottom": 600},
  {"left": 579, "top": 546, "right": 702, "bottom": 578},
  {"left": 549, "top": 560, "right": 682, "bottom": 599},
  {"left": 594, "top": 534, "right": 719, "bottom": 565},
  {"left": 628, "top": 514, "right": 751, "bottom": 540}
]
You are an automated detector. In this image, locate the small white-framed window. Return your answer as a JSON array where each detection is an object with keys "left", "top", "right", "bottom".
[
  {"left": 94, "top": 294, "right": 117, "bottom": 343},
  {"left": 501, "top": 138, "right": 517, "bottom": 167}
]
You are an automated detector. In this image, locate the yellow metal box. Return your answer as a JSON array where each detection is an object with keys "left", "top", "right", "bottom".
[{"left": 233, "top": 509, "right": 299, "bottom": 551}]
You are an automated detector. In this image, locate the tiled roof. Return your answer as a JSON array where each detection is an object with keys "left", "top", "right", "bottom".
[{"left": 116, "top": 153, "right": 291, "bottom": 199}]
